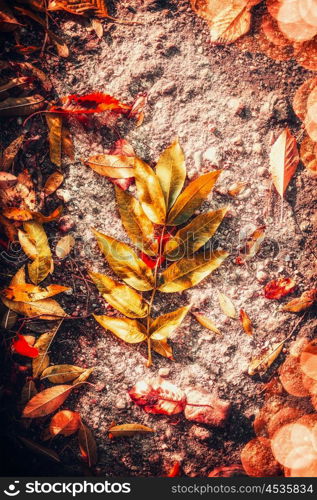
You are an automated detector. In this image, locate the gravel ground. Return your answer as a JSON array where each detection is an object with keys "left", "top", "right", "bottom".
[{"left": 1, "top": 0, "right": 317, "bottom": 477}]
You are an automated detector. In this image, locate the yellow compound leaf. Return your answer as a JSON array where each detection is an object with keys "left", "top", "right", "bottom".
[
  {"left": 167, "top": 170, "right": 222, "bottom": 226},
  {"left": 89, "top": 271, "right": 148, "bottom": 318},
  {"left": 93, "top": 314, "right": 147, "bottom": 343},
  {"left": 93, "top": 229, "right": 154, "bottom": 291},
  {"left": 134, "top": 157, "right": 166, "bottom": 225},
  {"left": 115, "top": 187, "right": 157, "bottom": 256},
  {"left": 155, "top": 138, "right": 186, "bottom": 210},
  {"left": 150, "top": 305, "right": 190, "bottom": 340},
  {"left": 159, "top": 250, "right": 228, "bottom": 293}
]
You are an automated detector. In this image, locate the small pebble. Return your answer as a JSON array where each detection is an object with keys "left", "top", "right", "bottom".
[{"left": 158, "top": 367, "right": 170, "bottom": 377}]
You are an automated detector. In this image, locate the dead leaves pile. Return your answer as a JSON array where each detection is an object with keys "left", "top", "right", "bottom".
[
  {"left": 88, "top": 138, "right": 229, "bottom": 366},
  {"left": 242, "top": 339, "right": 317, "bottom": 477},
  {"left": 191, "top": 0, "right": 317, "bottom": 71}
]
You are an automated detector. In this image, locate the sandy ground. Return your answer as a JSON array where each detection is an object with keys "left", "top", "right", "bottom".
[{"left": 1, "top": 0, "right": 317, "bottom": 477}]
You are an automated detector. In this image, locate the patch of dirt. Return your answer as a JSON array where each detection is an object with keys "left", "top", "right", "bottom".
[{"left": 1, "top": 0, "right": 316, "bottom": 477}]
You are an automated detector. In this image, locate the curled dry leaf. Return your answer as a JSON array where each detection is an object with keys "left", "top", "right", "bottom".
[
  {"left": 44, "top": 172, "right": 64, "bottom": 197},
  {"left": 22, "top": 384, "right": 76, "bottom": 418},
  {"left": 129, "top": 378, "right": 186, "bottom": 415},
  {"left": 269, "top": 128, "right": 299, "bottom": 197},
  {"left": 184, "top": 387, "right": 230, "bottom": 426},
  {"left": 248, "top": 342, "right": 284, "bottom": 376},
  {"left": 49, "top": 410, "right": 81, "bottom": 437},
  {"left": 41, "top": 364, "right": 86, "bottom": 383},
  {"left": 78, "top": 423, "right": 97, "bottom": 468},
  {"left": 12, "top": 334, "right": 39, "bottom": 358},
  {"left": 239, "top": 309, "right": 253, "bottom": 335},
  {"left": 217, "top": 291, "right": 236, "bottom": 318},
  {"left": 192, "top": 312, "right": 220, "bottom": 334},
  {"left": 55, "top": 234, "right": 75, "bottom": 259},
  {"left": 264, "top": 277, "right": 296, "bottom": 299},
  {"left": 89, "top": 271, "right": 148, "bottom": 319},
  {"left": 282, "top": 289, "right": 317, "bottom": 312},
  {"left": 109, "top": 423, "right": 154, "bottom": 438}
]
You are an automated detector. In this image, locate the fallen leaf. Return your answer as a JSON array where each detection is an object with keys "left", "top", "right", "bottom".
[
  {"left": 50, "top": 92, "right": 131, "bottom": 114},
  {"left": 22, "top": 385, "right": 76, "bottom": 418},
  {"left": 239, "top": 309, "right": 253, "bottom": 335},
  {"left": 93, "top": 314, "right": 147, "bottom": 343},
  {"left": 167, "top": 170, "right": 221, "bottom": 226},
  {"left": 24, "top": 221, "right": 52, "bottom": 284},
  {"left": 0, "top": 94, "right": 45, "bottom": 117},
  {"left": 192, "top": 312, "right": 221, "bottom": 334},
  {"left": 134, "top": 157, "right": 166, "bottom": 224},
  {"left": 150, "top": 305, "right": 190, "bottom": 340},
  {"left": 264, "top": 277, "right": 296, "bottom": 299},
  {"left": 166, "top": 462, "right": 181, "bottom": 477},
  {"left": 55, "top": 234, "right": 75, "bottom": 259},
  {"left": 43, "top": 172, "right": 64, "bottom": 196},
  {"left": 0, "top": 171, "right": 18, "bottom": 189},
  {"left": 19, "top": 436, "right": 61, "bottom": 463},
  {"left": 18, "top": 229, "right": 37, "bottom": 260},
  {"left": 109, "top": 423, "right": 154, "bottom": 438},
  {"left": 282, "top": 289, "right": 317, "bottom": 312},
  {"left": 41, "top": 364, "right": 86, "bottom": 383},
  {"left": 12, "top": 334, "right": 39, "bottom": 358},
  {"left": 115, "top": 187, "right": 157, "bottom": 256},
  {"left": 46, "top": 114, "right": 62, "bottom": 166},
  {"left": 269, "top": 128, "right": 299, "bottom": 197},
  {"left": 164, "top": 208, "right": 228, "bottom": 261},
  {"left": 78, "top": 423, "right": 97, "bottom": 468},
  {"left": 155, "top": 138, "right": 186, "bottom": 211},
  {"left": 0, "top": 134, "right": 24, "bottom": 170},
  {"left": 48, "top": 0, "right": 109, "bottom": 17},
  {"left": 248, "top": 342, "right": 284, "bottom": 376},
  {"left": 93, "top": 229, "right": 154, "bottom": 291},
  {"left": 217, "top": 291, "right": 237, "bottom": 318},
  {"left": 32, "top": 331, "right": 55, "bottom": 377},
  {"left": 89, "top": 271, "right": 148, "bottom": 318},
  {"left": 151, "top": 339, "right": 174, "bottom": 360},
  {"left": 72, "top": 367, "right": 94, "bottom": 385},
  {"left": 84, "top": 154, "right": 135, "bottom": 178},
  {"left": 129, "top": 378, "right": 186, "bottom": 415},
  {"left": 159, "top": 250, "right": 228, "bottom": 293},
  {"left": 1, "top": 309, "right": 17, "bottom": 329},
  {"left": 2, "top": 283, "right": 69, "bottom": 302},
  {"left": 49, "top": 410, "right": 81, "bottom": 437},
  {"left": 184, "top": 386, "right": 230, "bottom": 426},
  {"left": 236, "top": 225, "right": 266, "bottom": 263}
]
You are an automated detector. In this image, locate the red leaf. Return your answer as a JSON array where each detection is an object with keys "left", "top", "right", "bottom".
[
  {"left": 12, "top": 334, "right": 39, "bottom": 358},
  {"left": 140, "top": 252, "right": 165, "bottom": 269},
  {"left": 264, "top": 277, "right": 296, "bottom": 300},
  {"left": 129, "top": 378, "right": 186, "bottom": 415},
  {"left": 50, "top": 93, "right": 131, "bottom": 115}
]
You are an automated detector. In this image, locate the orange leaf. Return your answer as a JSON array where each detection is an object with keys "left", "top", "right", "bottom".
[
  {"left": 49, "top": 410, "right": 81, "bottom": 437},
  {"left": 22, "top": 385, "right": 75, "bottom": 418},
  {"left": 269, "top": 128, "right": 299, "bottom": 197},
  {"left": 239, "top": 309, "right": 253, "bottom": 335},
  {"left": 78, "top": 423, "right": 97, "bottom": 467}
]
